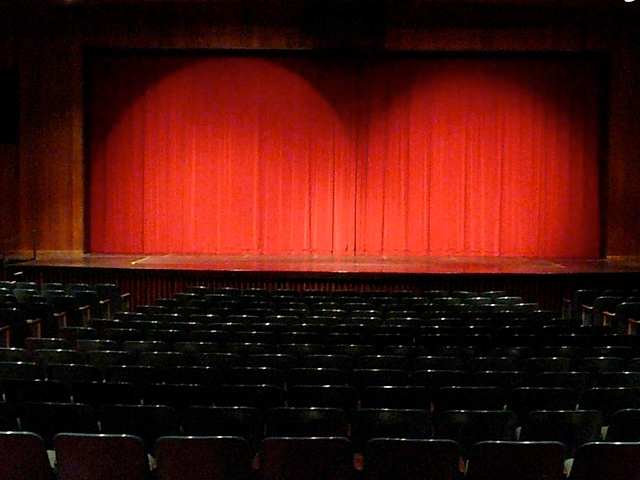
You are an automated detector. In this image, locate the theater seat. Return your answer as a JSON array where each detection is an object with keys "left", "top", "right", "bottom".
[
  {"left": 54, "top": 433, "right": 149, "bottom": 480},
  {"left": 433, "top": 386, "right": 506, "bottom": 414},
  {"left": 518, "top": 410, "right": 603, "bottom": 459},
  {"left": 361, "top": 438, "right": 461, "bottom": 480},
  {"left": 0, "top": 432, "right": 54, "bottom": 480},
  {"left": 99, "top": 404, "right": 181, "bottom": 454},
  {"left": 351, "top": 408, "right": 433, "bottom": 453},
  {"left": 155, "top": 436, "right": 253, "bottom": 480},
  {"left": 568, "top": 442, "right": 640, "bottom": 479},
  {"left": 465, "top": 441, "right": 566, "bottom": 480},
  {"left": 286, "top": 385, "right": 357, "bottom": 418},
  {"left": 265, "top": 407, "right": 349, "bottom": 438},
  {"left": 21, "top": 401, "right": 100, "bottom": 450},
  {"left": 506, "top": 387, "right": 579, "bottom": 422},
  {"left": 604, "top": 408, "right": 640, "bottom": 441},
  {"left": 259, "top": 437, "right": 355, "bottom": 480},
  {"left": 359, "top": 385, "right": 431, "bottom": 410},
  {"left": 578, "top": 387, "right": 640, "bottom": 424},
  {"left": 434, "top": 409, "right": 518, "bottom": 460}
]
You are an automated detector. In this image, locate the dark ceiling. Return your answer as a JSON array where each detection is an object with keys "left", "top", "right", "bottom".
[
  {"left": 11, "top": 0, "right": 640, "bottom": 33},
  {"left": 32, "top": 0, "right": 640, "bottom": 7}
]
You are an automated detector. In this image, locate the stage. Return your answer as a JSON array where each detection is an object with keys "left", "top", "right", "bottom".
[{"left": 7, "top": 253, "right": 640, "bottom": 312}]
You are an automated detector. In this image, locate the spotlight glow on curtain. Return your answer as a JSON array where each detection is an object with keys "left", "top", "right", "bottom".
[{"left": 88, "top": 54, "right": 602, "bottom": 257}]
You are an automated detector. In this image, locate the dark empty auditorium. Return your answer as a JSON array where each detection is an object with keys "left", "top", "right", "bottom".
[{"left": 1, "top": 0, "right": 640, "bottom": 478}]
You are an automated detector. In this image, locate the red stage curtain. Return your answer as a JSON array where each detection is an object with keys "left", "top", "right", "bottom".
[{"left": 88, "top": 54, "right": 602, "bottom": 257}]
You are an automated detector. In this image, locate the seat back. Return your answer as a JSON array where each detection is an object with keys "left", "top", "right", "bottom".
[
  {"left": 215, "top": 384, "right": 285, "bottom": 413},
  {"left": 569, "top": 442, "right": 640, "bottom": 480},
  {"left": 70, "top": 381, "right": 140, "bottom": 409},
  {"left": 99, "top": 404, "right": 181, "bottom": 453},
  {"left": 519, "top": 409, "right": 603, "bottom": 458},
  {"left": 351, "top": 408, "right": 433, "bottom": 453},
  {"left": 433, "top": 386, "right": 507, "bottom": 414},
  {"left": 466, "top": 441, "right": 566, "bottom": 480},
  {"left": 21, "top": 401, "right": 99, "bottom": 449},
  {"left": 141, "top": 382, "right": 213, "bottom": 409},
  {"left": 47, "top": 363, "right": 102, "bottom": 385},
  {"left": 0, "top": 432, "right": 54, "bottom": 480},
  {"left": 265, "top": 407, "right": 349, "bottom": 437},
  {"left": 259, "top": 437, "right": 354, "bottom": 480},
  {"left": 359, "top": 385, "right": 431, "bottom": 409},
  {"left": 286, "top": 367, "right": 348, "bottom": 387},
  {"left": 286, "top": 385, "right": 357, "bottom": 417},
  {"left": 155, "top": 436, "right": 253, "bottom": 480},
  {"left": 0, "top": 361, "right": 45, "bottom": 380},
  {"left": 351, "top": 368, "right": 408, "bottom": 391},
  {"left": 435, "top": 409, "right": 518, "bottom": 459},
  {"left": 54, "top": 433, "right": 149, "bottom": 480},
  {"left": 362, "top": 438, "right": 461, "bottom": 480},
  {"left": 227, "top": 366, "right": 285, "bottom": 387},
  {"left": 604, "top": 408, "right": 640, "bottom": 441},
  {"left": 578, "top": 387, "right": 640, "bottom": 424},
  {"left": 181, "top": 406, "right": 263, "bottom": 452},
  {"left": 3, "top": 379, "right": 70, "bottom": 412},
  {"left": 506, "top": 387, "right": 579, "bottom": 422},
  {"left": 614, "top": 301, "right": 640, "bottom": 334}
]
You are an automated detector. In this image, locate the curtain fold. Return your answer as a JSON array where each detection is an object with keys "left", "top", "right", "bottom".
[{"left": 88, "top": 54, "right": 602, "bottom": 258}]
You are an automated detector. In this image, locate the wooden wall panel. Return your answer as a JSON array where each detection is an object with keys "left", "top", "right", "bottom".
[
  {"left": 606, "top": 39, "right": 640, "bottom": 256},
  {"left": 17, "top": 10, "right": 84, "bottom": 253},
  {"left": 0, "top": 145, "right": 19, "bottom": 252},
  {"left": 0, "top": 4, "right": 14, "bottom": 70},
  {"left": 0, "top": 6, "right": 17, "bottom": 253}
]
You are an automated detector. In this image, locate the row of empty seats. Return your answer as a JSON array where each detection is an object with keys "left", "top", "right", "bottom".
[
  {"left": 568, "top": 288, "right": 640, "bottom": 334},
  {"left": 0, "top": 376, "right": 638, "bottom": 424},
  {"left": 5, "top": 400, "right": 640, "bottom": 453},
  {"left": 3, "top": 431, "right": 640, "bottom": 480},
  {"left": 3, "top": 357, "right": 640, "bottom": 412},
  {"left": 58, "top": 320, "right": 640, "bottom": 348},
  {"left": 10, "top": 337, "right": 640, "bottom": 372},
  {"left": 0, "top": 280, "right": 129, "bottom": 346},
  {"left": 115, "top": 286, "right": 554, "bottom": 333}
]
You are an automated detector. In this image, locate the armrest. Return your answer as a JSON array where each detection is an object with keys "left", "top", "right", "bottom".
[
  {"left": 628, "top": 317, "right": 639, "bottom": 335},
  {"left": 99, "top": 298, "right": 112, "bottom": 320},
  {"left": 580, "top": 303, "right": 594, "bottom": 325},
  {"left": 561, "top": 297, "right": 573, "bottom": 319},
  {"left": 0, "top": 324, "right": 10, "bottom": 348},
  {"left": 78, "top": 304, "right": 91, "bottom": 326},
  {"left": 54, "top": 311, "right": 68, "bottom": 328},
  {"left": 25, "top": 316, "right": 42, "bottom": 338},
  {"left": 120, "top": 292, "right": 131, "bottom": 312},
  {"left": 602, "top": 310, "right": 615, "bottom": 327}
]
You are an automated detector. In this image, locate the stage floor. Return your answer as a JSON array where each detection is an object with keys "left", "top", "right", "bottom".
[
  {"left": 11, "top": 253, "right": 640, "bottom": 311},
  {"left": 12, "top": 252, "right": 640, "bottom": 275}
]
